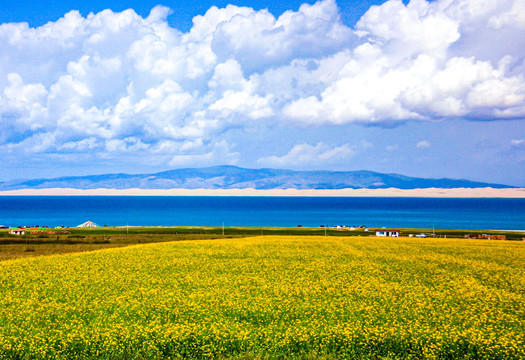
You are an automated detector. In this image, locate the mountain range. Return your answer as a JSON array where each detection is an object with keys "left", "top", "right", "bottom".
[{"left": 0, "top": 166, "right": 513, "bottom": 190}]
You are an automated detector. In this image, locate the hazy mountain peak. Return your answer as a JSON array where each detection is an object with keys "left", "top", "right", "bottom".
[{"left": 0, "top": 167, "right": 513, "bottom": 191}]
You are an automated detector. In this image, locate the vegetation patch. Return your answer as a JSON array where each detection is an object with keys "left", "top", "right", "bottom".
[{"left": 0, "top": 236, "right": 523, "bottom": 359}]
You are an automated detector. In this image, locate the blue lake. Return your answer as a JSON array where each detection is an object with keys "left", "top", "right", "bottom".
[{"left": 0, "top": 196, "right": 523, "bottom": 230}]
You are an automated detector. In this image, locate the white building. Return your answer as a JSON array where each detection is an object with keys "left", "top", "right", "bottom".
[
  {"left": 375, "top": 229, "right": 400, "bottom": 237},
  {"left": 9, "top": 229, "right": 25, "bottom": 235}
]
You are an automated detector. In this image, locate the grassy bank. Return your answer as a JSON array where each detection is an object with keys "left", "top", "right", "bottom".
[
  {"left": 0, "top": 236, "right": 523, "bottom": 359},
  {"left": 1, "top": 226, "right": 524, "bottom": 261}
]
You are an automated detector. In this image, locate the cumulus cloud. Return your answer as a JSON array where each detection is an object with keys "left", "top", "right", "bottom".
[
  {"left": 209, "top": 0, "right": 353, "bottom": 73},
  {"left": 257, "top": 142, "right": 356, "bottom": 167},
  {"left": 0, "top": 0, "right": 524, "bottom": 167},
  {"left": 284, "top": 0, "right": 525, "bottom": 125}
]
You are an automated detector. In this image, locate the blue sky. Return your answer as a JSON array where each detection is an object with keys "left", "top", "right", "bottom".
[
  {"left": 0, "top": 0, "right": 524, "bottom": 186},
  {"left": 1, "top": 0, "right": 393, "bottom": 31}
]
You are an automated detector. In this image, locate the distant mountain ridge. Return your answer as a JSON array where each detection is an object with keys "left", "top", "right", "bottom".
[{"left": 0, "top": 166, "right": 513, "bottom": 190}]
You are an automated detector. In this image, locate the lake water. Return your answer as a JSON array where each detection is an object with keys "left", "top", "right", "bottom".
[{"left": 0, "top": 196, "right": 523, "bottom": 230}]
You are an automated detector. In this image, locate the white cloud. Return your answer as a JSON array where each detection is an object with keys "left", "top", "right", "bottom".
[
  {"left": 511, "top": 139, "right": 525, "bottom": 147},
  {"left": 386, "top": 144, "right": 399, "bottom": 151},
  {"left": 489, "top": 0, "right": 525, "bottom": 30},
  {"left": 257, "top": 142, "right": 356, "bottom": 167},
  {"left": 0, "top": 0, "right": 524, "bottom": 168},
  {"left": 355, "top": 0, "right": 460, "bottom": 54},
  {"left": 168, "top": 140, "right": 240, "bottom": 167},
  {"left": 59, "top": 137, "right": 98, "bottom": 151},
  {"left": 210, "top": 0, "right": 353, "bottom": 73},
  {"left": 416, "top": 140, "right": 431, "bottom": 149},
  {"left": 209, "top": 90, "right": 273, "bottom": 120},
  {"left": 285, "top": 0, "right": 525, "bottom": 125},
  {"left": 105, "top": 137, "right": 150, "bottom": 153}
]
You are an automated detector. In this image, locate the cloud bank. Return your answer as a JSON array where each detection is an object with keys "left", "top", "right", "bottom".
[
  {"left": 0, "top": 0, "right": 524, "bottom": 165},
  {"left": 257, "top": 142, "right": 357, "bottom": 167}
]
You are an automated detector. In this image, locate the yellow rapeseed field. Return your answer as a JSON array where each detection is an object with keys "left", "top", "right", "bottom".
[{"left": 0, "top": 236, "right": 523, "bottom": 359}]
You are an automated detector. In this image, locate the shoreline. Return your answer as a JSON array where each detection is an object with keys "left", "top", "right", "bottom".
[{"left": 0, "top": 187, "right": 523, "bottom": 198}]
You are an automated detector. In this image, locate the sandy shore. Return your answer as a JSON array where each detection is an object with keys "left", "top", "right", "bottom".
[{"left": 0, "top": 187, "right": 523, "bottom": 197}]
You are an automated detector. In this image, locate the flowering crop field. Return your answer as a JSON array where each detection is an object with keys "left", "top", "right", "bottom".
[{"left": 0, "top": 236, "right": 524, "bottom": 359}]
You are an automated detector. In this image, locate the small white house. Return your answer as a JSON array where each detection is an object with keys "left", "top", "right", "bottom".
[
  {"left": 375, "top": 229, "right": 400, "bottom": 237},
  {"left": 9, "top": 229, "right": 25, "bottom": 236}
]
